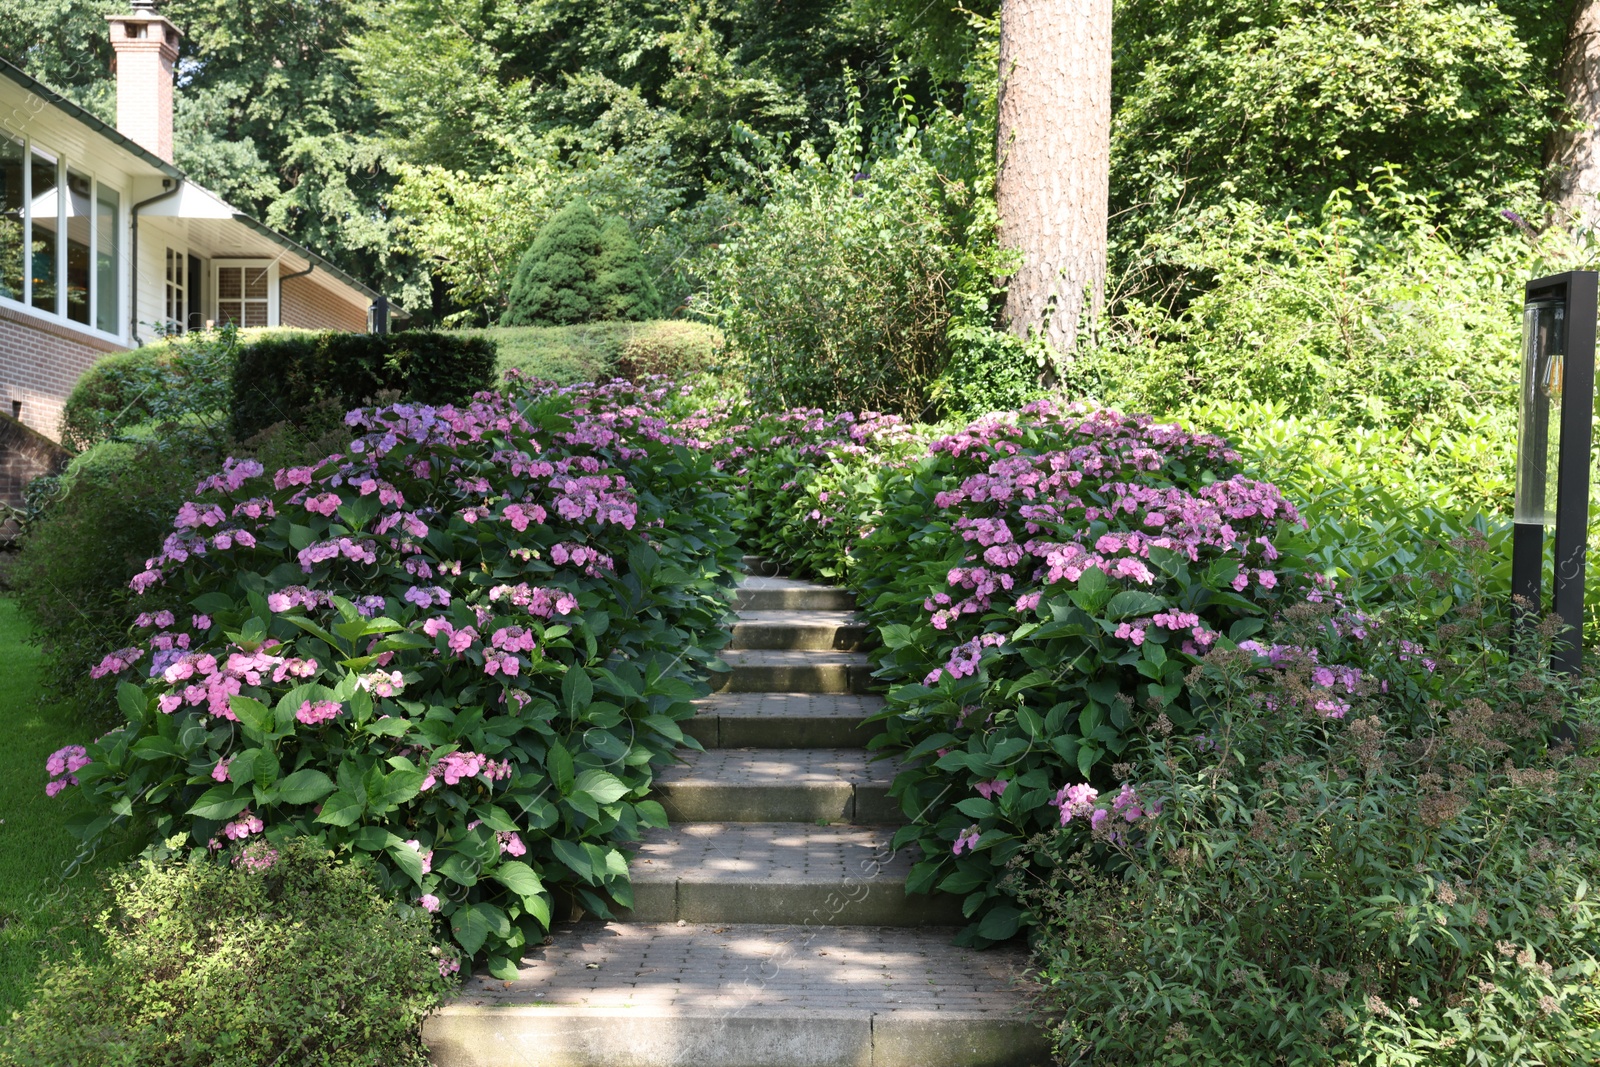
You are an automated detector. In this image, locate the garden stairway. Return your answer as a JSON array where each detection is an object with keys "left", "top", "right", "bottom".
[{"left": 424, "top": 561, "right": 1050, "bottom": 1067}]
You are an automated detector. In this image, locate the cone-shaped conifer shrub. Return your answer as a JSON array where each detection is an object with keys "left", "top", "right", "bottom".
[
  {"left": 593, "top": 217, "right": 661, "bottom": 321},
  {"left": 501, "top": 198, "right": 602, "bottom": 327}
]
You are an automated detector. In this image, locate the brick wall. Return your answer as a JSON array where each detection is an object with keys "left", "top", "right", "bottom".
[
  {"left": 0, "top": 411, "right": 68, "bottom": 533},
  {"left": 0, "top": 306, "right": 127, "bottom": 445},
  {"left": 281, "top": 275, "right": 368, "bottom": 333}
]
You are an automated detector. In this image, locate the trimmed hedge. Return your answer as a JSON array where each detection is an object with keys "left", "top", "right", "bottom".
[
  {"left": 230, "top": 331, "right": 498, "bottom": 441},
  {"left": 468, "top": 320, "right": 725, "bottom": 385}
]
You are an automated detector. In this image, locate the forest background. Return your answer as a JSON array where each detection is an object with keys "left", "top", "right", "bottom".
[
  {"left": 1, "top": 0, "right": 1566, "bottom": 324},
  {"left": 8, "top": 0, "right": 1592, "bottom": 558}
]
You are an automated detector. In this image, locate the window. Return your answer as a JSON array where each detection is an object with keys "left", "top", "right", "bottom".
[
  {"left": 29, "top": 147, "right": 57, "bottom": 314},
  {"left": 165, "top": 247, "right": 185, "bottom": 334},
  {"left": 0, "top": 132, "right": 121, "bottom": 337},
  {"left": 95, "top": 186, "right": 118, "bottom": 334},
  {"left": 215, "top": 261, "right": 273, "bottom": 328},
  {"left": 0, "top": 136, "right": 21, "bottom": 302},
  {"left": 66, "top": 170, "right": 90, "bottom": 326}
]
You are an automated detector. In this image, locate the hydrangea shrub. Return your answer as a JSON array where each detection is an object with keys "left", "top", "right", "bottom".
[
  {"left": 53, "top": 377, "right": 739, "bottom": 974},
  {"left": 690, "top": 397, "right": 1311, "bottom": 944}
]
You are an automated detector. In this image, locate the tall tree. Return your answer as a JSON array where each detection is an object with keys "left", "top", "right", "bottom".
[
  {"left": 995, "top": 0, "right": 1111, "bottom": 355},
  {"left": 1548, "top": 0, "right": 1600, "bottom": 224}
]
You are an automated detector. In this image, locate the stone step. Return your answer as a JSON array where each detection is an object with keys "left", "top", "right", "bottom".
[
  {"left": 735, "top": 575, "right": 856, "bottom": 612},
  {"left": 730, "top": 609, "right": 871, "bottom": 652},
  {"left": 655, "top": 748, "right": 899, "bottom": 824},
  {"left": 425, "top": 922, "right": 1050, "bottom": 1067},
  {"left": 682, "top": 692, "right": 883, "bottom": 749},
  {"left": 623, "top": 823, "right": 959, "bottom": 927},
  {"left": 716, "top": 649, "right": 875, "bottom": 695},
  {"left": 741, "top": 554, "right": 786, "bottom": 577}
]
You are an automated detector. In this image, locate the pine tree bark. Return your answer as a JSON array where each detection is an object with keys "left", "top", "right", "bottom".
[
  {"left": 1547, "top": 0, "right": 1600, "bottom": 224},
  {"left": 996, "top": 0, "right": 1112, "bottom": 357}
]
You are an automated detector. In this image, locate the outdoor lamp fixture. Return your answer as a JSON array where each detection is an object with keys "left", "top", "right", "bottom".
[
  {"left": 367, "top": 295, "right": 389, "bottom": 336},
  {"left": 1512, "top": 271, "right": 1599, "bottom": 676}
]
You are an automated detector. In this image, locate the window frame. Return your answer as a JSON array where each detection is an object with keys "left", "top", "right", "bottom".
[
  {"left": 211, "top": 258, "right": 278, "bottom": 329},
  {"left": 0, "top": 130, "right": 126, "bottom": 344}
]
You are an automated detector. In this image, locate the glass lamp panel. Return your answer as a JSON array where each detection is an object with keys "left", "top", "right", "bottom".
[{"left": 1516, "top": 297, "right": 1566, "bottom": 526}]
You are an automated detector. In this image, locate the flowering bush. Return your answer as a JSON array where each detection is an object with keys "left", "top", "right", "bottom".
[
  {"left": 52, "top": 375, "right": 740, "bottom": 973},
  {"left": 0, "top": 838, "right": 454, "bottom": 1067},
  {"left": 1023, "top": 545, "right": 1600, "bottom": 1065},
  {"left": 697, "top": 396, "right": 1311, "bottom": 943},
  {"left": 842, "top": 401, "right": 1310, "bottom": 943}
]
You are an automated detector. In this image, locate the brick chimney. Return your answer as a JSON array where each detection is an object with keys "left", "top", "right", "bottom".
[{"left": 106, "top": 1, "right": 181, "bottom": 164}]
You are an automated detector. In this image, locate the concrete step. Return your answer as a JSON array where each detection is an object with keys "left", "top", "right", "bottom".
[
  {"left": 623, "top": 823, "right": 960, "bottom": 927},
  {"left": 683, "top": 692, "right": 883, "bottom": 749},
  {"left": 655, "top": 748, "right": 899, "bottom": 824},
  {"left": 741, "top": 554, "right": 786, "bottom": 577},
  {"left": 730, "top": 609, "right": 871, "bottom": 652},
  {"left": 426, "top": 922, "right": 1050, "bottom": 1067},
  {"left": 716, "top": 649, "right": 875, "bottom": 695},
  {"left": 735, "top": 576, "right": 856, "bottom": 612}
]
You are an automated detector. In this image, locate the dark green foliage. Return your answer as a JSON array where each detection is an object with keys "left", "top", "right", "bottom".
[
  {"left": 501, "top": 199, "right": 604, "bottom": 328},
  {"left": 1109, "top": 0, "right": 1564, "bottom": 247},
  {"left": 593, "top": 218, "right": 662, "bottom": 321},
  {"left": 229, "top": 330, "right": 498, "bottom": 441},
  {"left": 931, "top": 314, "right": 1044, "bottom": 417},
  {"left": 0, "top": 839, "right": 454, "bottom": 1067}
]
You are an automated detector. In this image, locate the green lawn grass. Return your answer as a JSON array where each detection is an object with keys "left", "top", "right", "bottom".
[{"left": 0, "top": 597, "right": 130, "bottom": 1018}]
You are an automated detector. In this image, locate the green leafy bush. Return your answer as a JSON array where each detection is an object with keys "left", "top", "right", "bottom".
[
  {"left": 54, "top": 379, "right": 739, "bottom": 971},
  {"left": 1110, "top": 0, "right": 1560, "bottom": 247},
  {"left": 1025, "top": 543, "right": 1600, "bottom": 1065},
  {"left": 1075, "top": 182, "right": 1527, "bottom": 436},
  {"left": 0, "top": 839, "right": 454, "bottom": 1067},
  {"left": 59, "top": 328, "right": 244, "bottom": 453},
  {"left": 229, "top": 330, "right": 498, "bottom": 442},
  {"left": 696, "top": 100, "right": 963, "bottom": 416}
]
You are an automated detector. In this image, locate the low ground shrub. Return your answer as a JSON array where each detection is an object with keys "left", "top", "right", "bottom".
[
  {"left": 1024, "top": 543, "right": 1600, "bottom": 1065},
  {"left": 230, "top": 330, "right": 498, "bottom": 441},
  {"left": 471, "top": 320, "right": 726, "bottom": 385},
  {"left": 0, "top": 838, "right": 454, "bottom": 1067},
  {"left": 53, "top": 378, "right": 740, "bottom": 971}
]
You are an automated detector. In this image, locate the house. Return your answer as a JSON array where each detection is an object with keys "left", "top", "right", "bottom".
[{"left": 0, "top": 0, "right": 387, "bottom": 476}]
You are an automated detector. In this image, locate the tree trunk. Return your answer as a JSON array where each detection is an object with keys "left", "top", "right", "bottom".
[
  {"left": 996, "top": 0, "right": 1111, "bottom": 358},
  {"left": 1547, "top": 0, "right": 1600, "bottom": 225}
]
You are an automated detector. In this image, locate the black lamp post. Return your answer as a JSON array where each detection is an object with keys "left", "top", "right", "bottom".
[{"left": 1512, "top": 270, "right": 1599, "bottom": 676}]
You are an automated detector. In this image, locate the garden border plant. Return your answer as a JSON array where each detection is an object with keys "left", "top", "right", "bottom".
[{"left": 50, "top": 375, "right": 740, "bottom": 973}]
